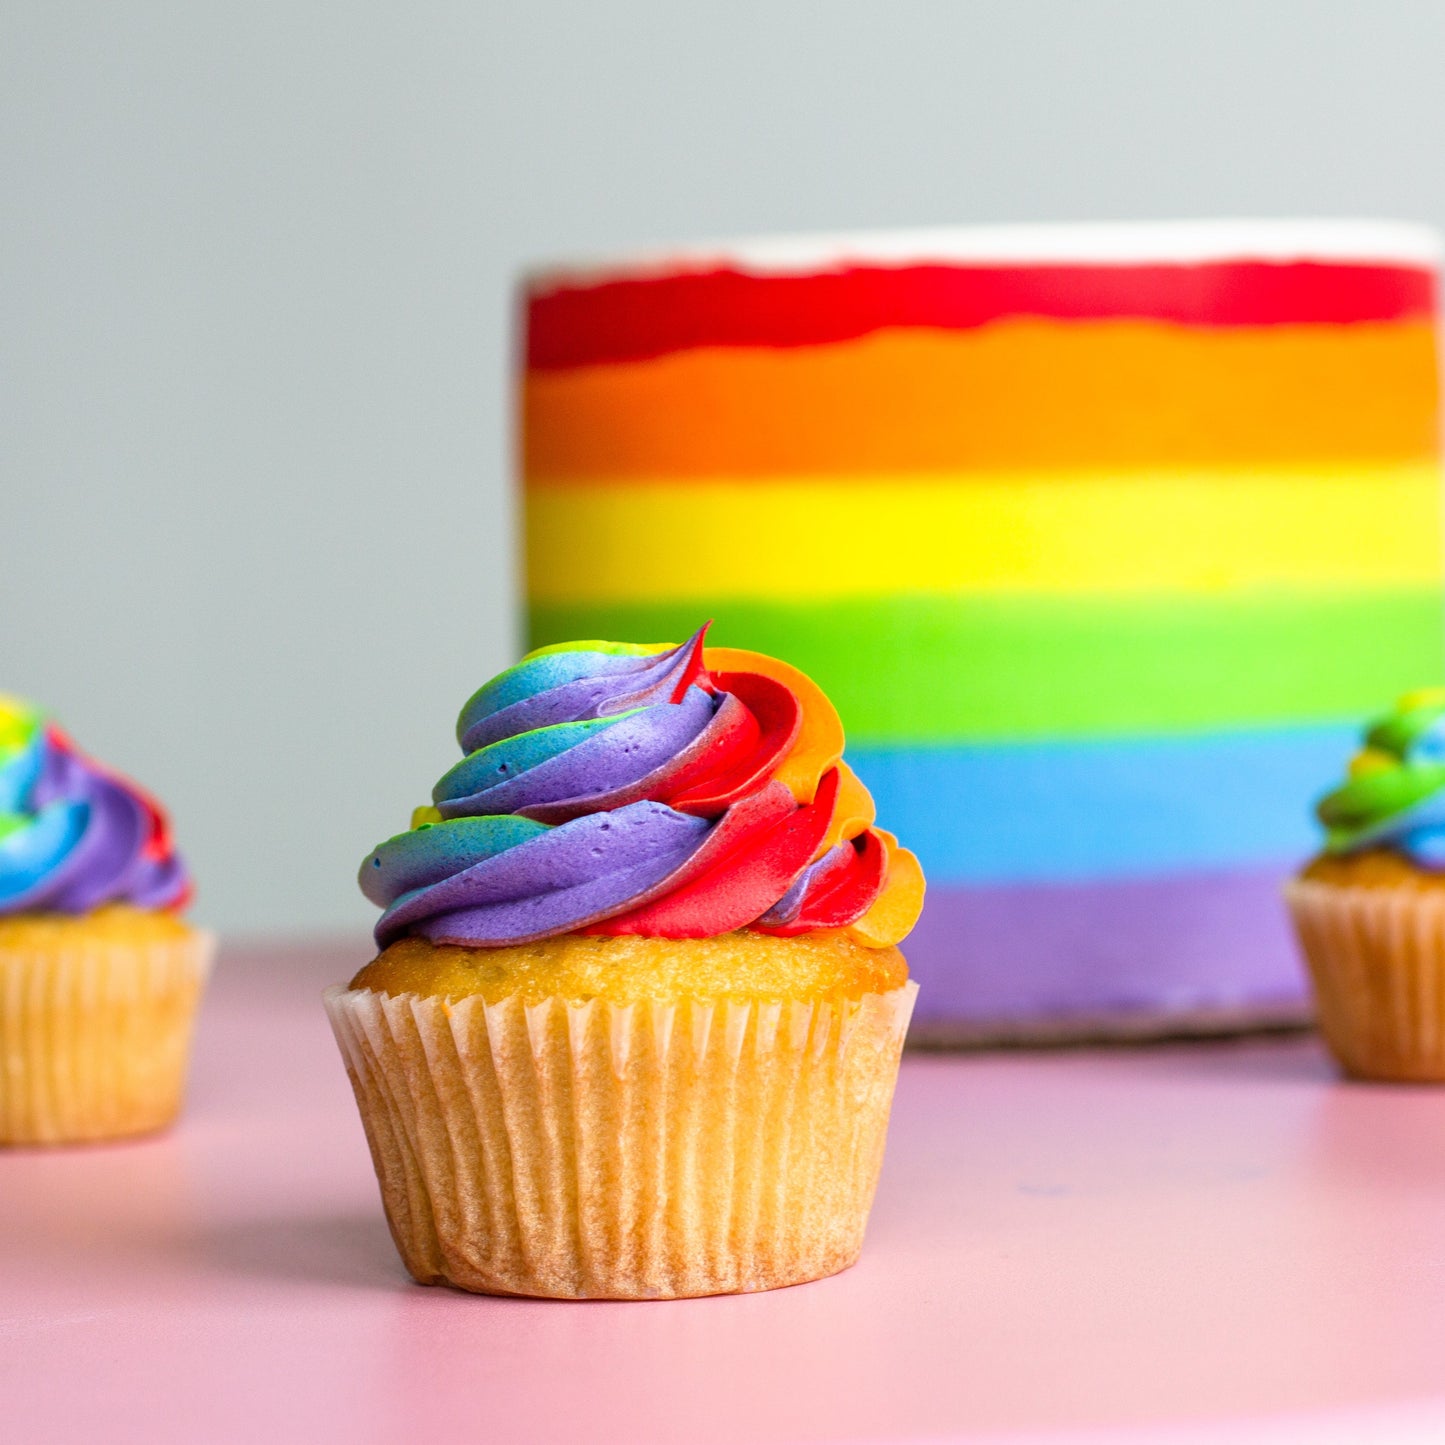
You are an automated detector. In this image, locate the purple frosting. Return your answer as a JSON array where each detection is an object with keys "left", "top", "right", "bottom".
[
  {"left": 0, "top": 702, "right": 191, "bottom": 916},
  {"left": 757, "top": 842, "right": 853, "bottom": 927},
  {"left": 360, "top": 630, "right": 813, "bottom": 947}
]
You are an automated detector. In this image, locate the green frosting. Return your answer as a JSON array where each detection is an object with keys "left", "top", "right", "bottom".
[{"left": 1316, "top": 689, "right": 1445, "bottom": 860}]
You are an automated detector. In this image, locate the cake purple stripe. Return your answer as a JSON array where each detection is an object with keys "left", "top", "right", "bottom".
[{"left": 907, "top": 866, "right": 1309, "bottom": 1041}]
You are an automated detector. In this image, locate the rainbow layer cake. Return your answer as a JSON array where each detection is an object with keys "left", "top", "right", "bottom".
[{"left": 519, "top": 220, "right": 1444, "bottom": 1041}]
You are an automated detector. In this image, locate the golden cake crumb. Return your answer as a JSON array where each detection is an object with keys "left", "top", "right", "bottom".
[
  {"left": 1299, "top": 850, "right": 1445, "bottom": 891},
  {"left": 0, "top": 903, "right": 193, "bottom": 949},
  {"left": 351, "top": 928, "right": 908, "bottom": 1004}
]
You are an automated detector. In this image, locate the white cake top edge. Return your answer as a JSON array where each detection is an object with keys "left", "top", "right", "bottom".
[{"left": 524, "top": 218, "right": 1443, "bottom": 292}]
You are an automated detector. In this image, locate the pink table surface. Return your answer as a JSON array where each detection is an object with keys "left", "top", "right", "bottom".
[{"left": 6, "top": 942, "right": 1445, "bottom": 1445}]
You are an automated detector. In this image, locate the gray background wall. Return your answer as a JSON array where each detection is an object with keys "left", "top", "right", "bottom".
[{"left": 5, "top": 0, "right": 1445, "bottom": 937}]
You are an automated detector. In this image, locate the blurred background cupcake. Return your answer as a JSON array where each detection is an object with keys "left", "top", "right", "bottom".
[
  {"left": 0, "top": 695, "right": 210, "bottom": 1144},
  {"left": 1286, "top": 688, "right": 1445, "bottom": 1081}
]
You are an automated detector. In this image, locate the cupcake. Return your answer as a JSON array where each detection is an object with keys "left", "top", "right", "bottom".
[
  {"left": 326, "top": 627, "right": 924, "bottom": 1298},
  {"left": 0, "top": 695, "right": 209, "bottom": 1143},
  {"left": 1285, "top": 687, "right": 1445, "bottom": 1081}
]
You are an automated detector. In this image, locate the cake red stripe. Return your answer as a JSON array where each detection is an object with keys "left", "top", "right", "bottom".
[{"left": 526, "top": 261, "right": 1437, "bottom": 370}]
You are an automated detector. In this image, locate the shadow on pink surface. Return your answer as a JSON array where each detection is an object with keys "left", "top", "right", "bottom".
[{"left": 192, "top": 1212, "right": 400, "bottom": 1291}]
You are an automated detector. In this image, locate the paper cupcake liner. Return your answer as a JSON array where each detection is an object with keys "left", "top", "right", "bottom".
[
  {"left": 1285, "top": 879, "right": 1445, "bottom": 1081},
  {"left": 325, "top": 980, "right": 918, "bottom": 1299},
  {"left": 0, "top": 928, "right": 214, "bottom": 1144}
]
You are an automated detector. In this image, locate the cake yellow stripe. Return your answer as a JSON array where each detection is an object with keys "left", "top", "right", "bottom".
[
  {"left": 522, "top": 319, "right": 1440, "bottom": 480},
  {"left": 526, "top": 463, "right": 1444, "bottom": 603}
]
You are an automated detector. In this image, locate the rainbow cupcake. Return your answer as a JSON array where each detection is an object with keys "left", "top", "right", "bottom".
[
  {"left": 1287, "top": 689, "right": 1445, "bottom": 1081},
  {"left": 326, "top": 628, "right": 923, "bottom": 1298},
  {"left": 0, "top": 696, "right": 208, "bottom": 1143}
]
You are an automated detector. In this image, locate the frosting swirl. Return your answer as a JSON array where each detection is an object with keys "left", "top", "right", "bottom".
[
  {"left": 1315, "top": 687, "right": 1445, "bottom": 867},
  {"left": 0, "top": 696, "right": 191, "bottom": 914},
  {"left": 360, "top": 628, "right": 923, "bottom": 948}
]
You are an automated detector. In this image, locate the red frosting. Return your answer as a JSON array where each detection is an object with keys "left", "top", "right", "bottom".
[{"left": 576, "top": 633, "right": 904, "bottom": 939}]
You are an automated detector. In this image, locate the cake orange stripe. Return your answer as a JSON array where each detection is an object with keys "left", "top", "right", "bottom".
[{"left": 522, "top": 319, "right": 1439, "bottom": 481}]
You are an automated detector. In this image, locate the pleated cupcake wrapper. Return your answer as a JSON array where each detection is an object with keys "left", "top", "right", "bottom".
[
  {"left": 325, "top": 980, "right": 918, "bottom": 1299},
  {"left": 1285, "top": 879, "right": 1445, "bottom": 1081},
  {"left": 0, "top": 930, "right": 214, "bottom": 1144}
]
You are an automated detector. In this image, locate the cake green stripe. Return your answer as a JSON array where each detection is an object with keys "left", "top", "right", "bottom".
[{"left": 527, "top": 590, "right": 1445, "bottom": 741}]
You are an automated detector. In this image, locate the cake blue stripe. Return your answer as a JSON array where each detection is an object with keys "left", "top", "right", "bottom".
[{"left": 848, "top": 724, "right": 1353, "bottom": 884}]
